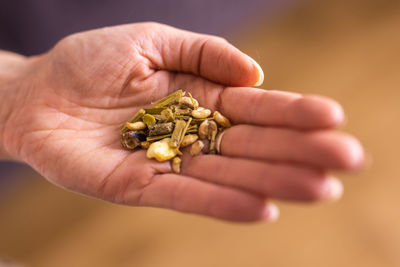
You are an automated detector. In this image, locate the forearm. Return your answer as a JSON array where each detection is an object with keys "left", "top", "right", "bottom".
[{"left": 0, "top": 50, "right": 27, "bottom": 161}]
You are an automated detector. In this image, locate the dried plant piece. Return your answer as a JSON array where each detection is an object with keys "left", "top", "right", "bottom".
[
  {"left": 175, "top": 107, "right": 192, "bottom": 116},
  {"left": 192, "top": 107, "right": 211, "bottom": 119},
  {"left": 148, "top": 122, "right": 174, "bottom": 136},
  {"left": 125, "top": 121, "right": 147, "bottom": 131},
  {"left": 120, "top": 109, "right": 145, "bottom": 134},
  {"left": 171, "top": 157, "right": 182, "bottom": 173},
  {"left": 188, "top": 93, "right": 199, "bottom": 109},
  {"left": 161, "top": 108, "right": 174, "bottom": 122},
  {"left": 144, "top": 107, "right": 166, "bottom": 115},
  {"left": 209, "top": 127, "right": 218, "bottom": 154},
  {"left": 122, "top": 131, "right": 146, "bottom": 150},
  {"left": 142, "top": 114, "right": 156, "bottom": 127},
  {"left": 170, "top": 120, "right": 187, "bottom": 148},
  {"left": 207, "top": 121, "right": 218, "bottom": 140},
  {"left": 152, "top": 90, "right": 183, "bottom": 108},
  {"left": 179, "top": 96, "right": 196, "bottom": 109},
  {"left": 213, "top": 111, "right": 231, "bottom": 128},
  {"left": 180, "top": 134, "right": 199, "bottom": 148},
  {"left": 146, "top": 133, "right": 172, "bottom": 142},
  {"left": 190, "top": 140, "right": 204, "bottom": 156},
  {"left": 146, "top": 138, "right": 178, "bottom": 161},
  {"left": 169, "top": 118, "right": 192, "bottom": 148},
  {"left": 140, "top": 141, "right": 151, "bottom": 149},
  {"left": 198, "top": 120, "right": 210, "bottom": 139}
]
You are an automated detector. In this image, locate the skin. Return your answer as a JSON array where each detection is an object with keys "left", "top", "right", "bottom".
[{"left": 0, "top": 22, "right": 364, "bottom": 222}]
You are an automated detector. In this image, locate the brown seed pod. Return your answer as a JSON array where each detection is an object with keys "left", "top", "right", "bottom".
[
  {"left": 192, "top": 107, "right": 211, "bottom": 119},
  {"left": 213, "top": 111, "right": 231, "bottom": 128},
  {"left": 190, "top": 140, "right": 204, "bottom": 156},
  {"left": 180, "top": 134, "right": 199, "bottom": 148},
  {"left": 171, "top": 157, "right": 182, "bottom": 173}
]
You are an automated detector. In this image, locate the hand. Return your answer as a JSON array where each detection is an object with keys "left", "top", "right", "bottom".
[{"left": 2, "top": 22, "right": 364, "bottom": 222}]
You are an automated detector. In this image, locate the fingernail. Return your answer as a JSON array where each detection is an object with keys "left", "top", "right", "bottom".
[
  {"left": 262, "top": 203, "right": 280, "bottom": 222},
  {"left": 247, "top": 56, "right": 264, "bottom": 87},
  {"left": 326, "top": 177, "right": 344, "bottom": 201}
]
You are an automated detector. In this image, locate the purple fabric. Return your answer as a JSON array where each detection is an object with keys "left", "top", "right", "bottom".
[{"left": 0, "top": 0, "right": 283, "bottom": 55}]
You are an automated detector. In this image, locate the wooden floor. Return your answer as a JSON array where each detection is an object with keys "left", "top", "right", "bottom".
[{"left": 1, "top": 0, "right": 400, "bottom": 266}]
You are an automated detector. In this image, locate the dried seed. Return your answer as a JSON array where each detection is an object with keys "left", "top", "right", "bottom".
[
  {"left": 213, "top": 111, "right": 231, "bottom": 128},
  {"left": 207, "top": 121, "right": 218, "bottom": 140},
  {"left": 188, "top": 93, "right": 199, "bottom": 109},
  {"left": 146, "top": 138, "right": 178, "bottom": 161},
  {"left": 198, "top": 120, "right": 210, "bottom": 139},
  {"left": 192, "top": 107, "right": 211, "bottom": 119},
  {"left": 140, "top": 141, "right": 151, "bottom": 149},
  {"left": 120, "top": 109, "right": 145, "bottom": 134},
  {"left": 148, "top": 122, "right": 174, "bottom": 136},
  {"left": 179, "top": 96, "right": 195, "bottom": 109},
  {"left": 190, "top": 140, "right": 204, "bottom": 156},
  {"left": 209, "top": 127, "right": 218, "bottom": 154},
  {"left": 180, "top": 134, "right": 199, "bottom": 148},
  {"left": 142, "top": 114, "right": 156, "bottom": 127},
  {"left": 198, "top": 120, "right": 217, "bottom": 140},
  {"left": 125, "top": 121, "right": 147, "bottom": 131},
  {"left": 171, "top": 157, "right": 182, "bottom": 174}
]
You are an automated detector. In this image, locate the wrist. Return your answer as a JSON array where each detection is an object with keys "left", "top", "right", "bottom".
[{"left": 0, "top": 51, "right": 29, "bottom": 161}]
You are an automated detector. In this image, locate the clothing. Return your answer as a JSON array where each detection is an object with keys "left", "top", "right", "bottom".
[{"left": 0, "top": 0, "right": 278, "bottom": 55}]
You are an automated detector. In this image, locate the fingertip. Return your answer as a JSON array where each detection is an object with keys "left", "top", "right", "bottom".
[
  {"left": 247, "top": 56, "right": 264, "bottom": 87},
  {"left": 291, "top": 96, "right": 345, "bottom": 129},
  {"left": 324, "top": 177, "right": 344, "bottom": 201},
  {"left": 261, "top": 203, "right": 280, "bottom": 222}
]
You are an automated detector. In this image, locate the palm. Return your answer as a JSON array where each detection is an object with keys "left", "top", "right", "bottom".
[{"left": 7, "top": 23, "right": 364, "bottom": 222}]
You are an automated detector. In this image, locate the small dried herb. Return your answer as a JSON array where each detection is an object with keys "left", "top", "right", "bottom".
[{"left": 120, "top": 90, "right": 232, "bottom": 173}]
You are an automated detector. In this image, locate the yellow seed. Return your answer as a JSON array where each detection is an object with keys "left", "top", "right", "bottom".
[
  {"left": 180, "top": 134, "right": 199, "bottom": 148},
  {"left": 146, "top": 138, "right": 177, "bottom": 162},
  {"left": 140, "top": 141, "right": 151, "bottom": 149},
  {"left": 192, "top": 107, "right": 211, "bottom": 119},
  {"left": 171, "top": 157, "right": 182, "bottom": 173},
  {"left": 125, "top": 121, "right": 147, "bottom": 131},
  {"left": 190, "top": 140, "right": 204, "bottom": 156},
  {"left": 198, "top": 120, "right": 209, "bottom": 139},
  {"left": 213, "top": 111, "right": 231, "bottom": 128}
]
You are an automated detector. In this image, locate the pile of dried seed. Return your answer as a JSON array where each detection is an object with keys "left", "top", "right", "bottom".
[{"left": 120, "top": 90, "right": 231, "bottom": 173}]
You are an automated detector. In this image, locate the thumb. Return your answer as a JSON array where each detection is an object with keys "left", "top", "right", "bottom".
[{"left": 134, "top": 23, "right": 264, "bottom": 87}]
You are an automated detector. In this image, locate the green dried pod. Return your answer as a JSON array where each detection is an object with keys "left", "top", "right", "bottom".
[
  {"left": 146, "top": 133, "right": 172, "bottom": 142},
  {"left": 144, "top": 107, "right": 166, "bottom": 115},
  {"left": 142, "top": 114, "right": 156, "bottom": 127},
  {"left": 152, "top": 90, "right": 183, "bottom": 108},
  {"left": 148, "top": 122, "right": 174, "bottom": 136},
  {"left": 120, "top": 109, "right": 145, "bottom": 134},
  {"left": 169, "top": 118, "right": 192, "bottom": 148}
]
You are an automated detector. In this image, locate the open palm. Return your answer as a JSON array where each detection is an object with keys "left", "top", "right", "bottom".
[{"left": 4, "top": 23, "right": 364, "bottom": 222}]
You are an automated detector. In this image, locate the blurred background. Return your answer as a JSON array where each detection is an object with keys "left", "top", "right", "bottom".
[{"left": 1, "top": 0, "right": 400, "bottom": 266}]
